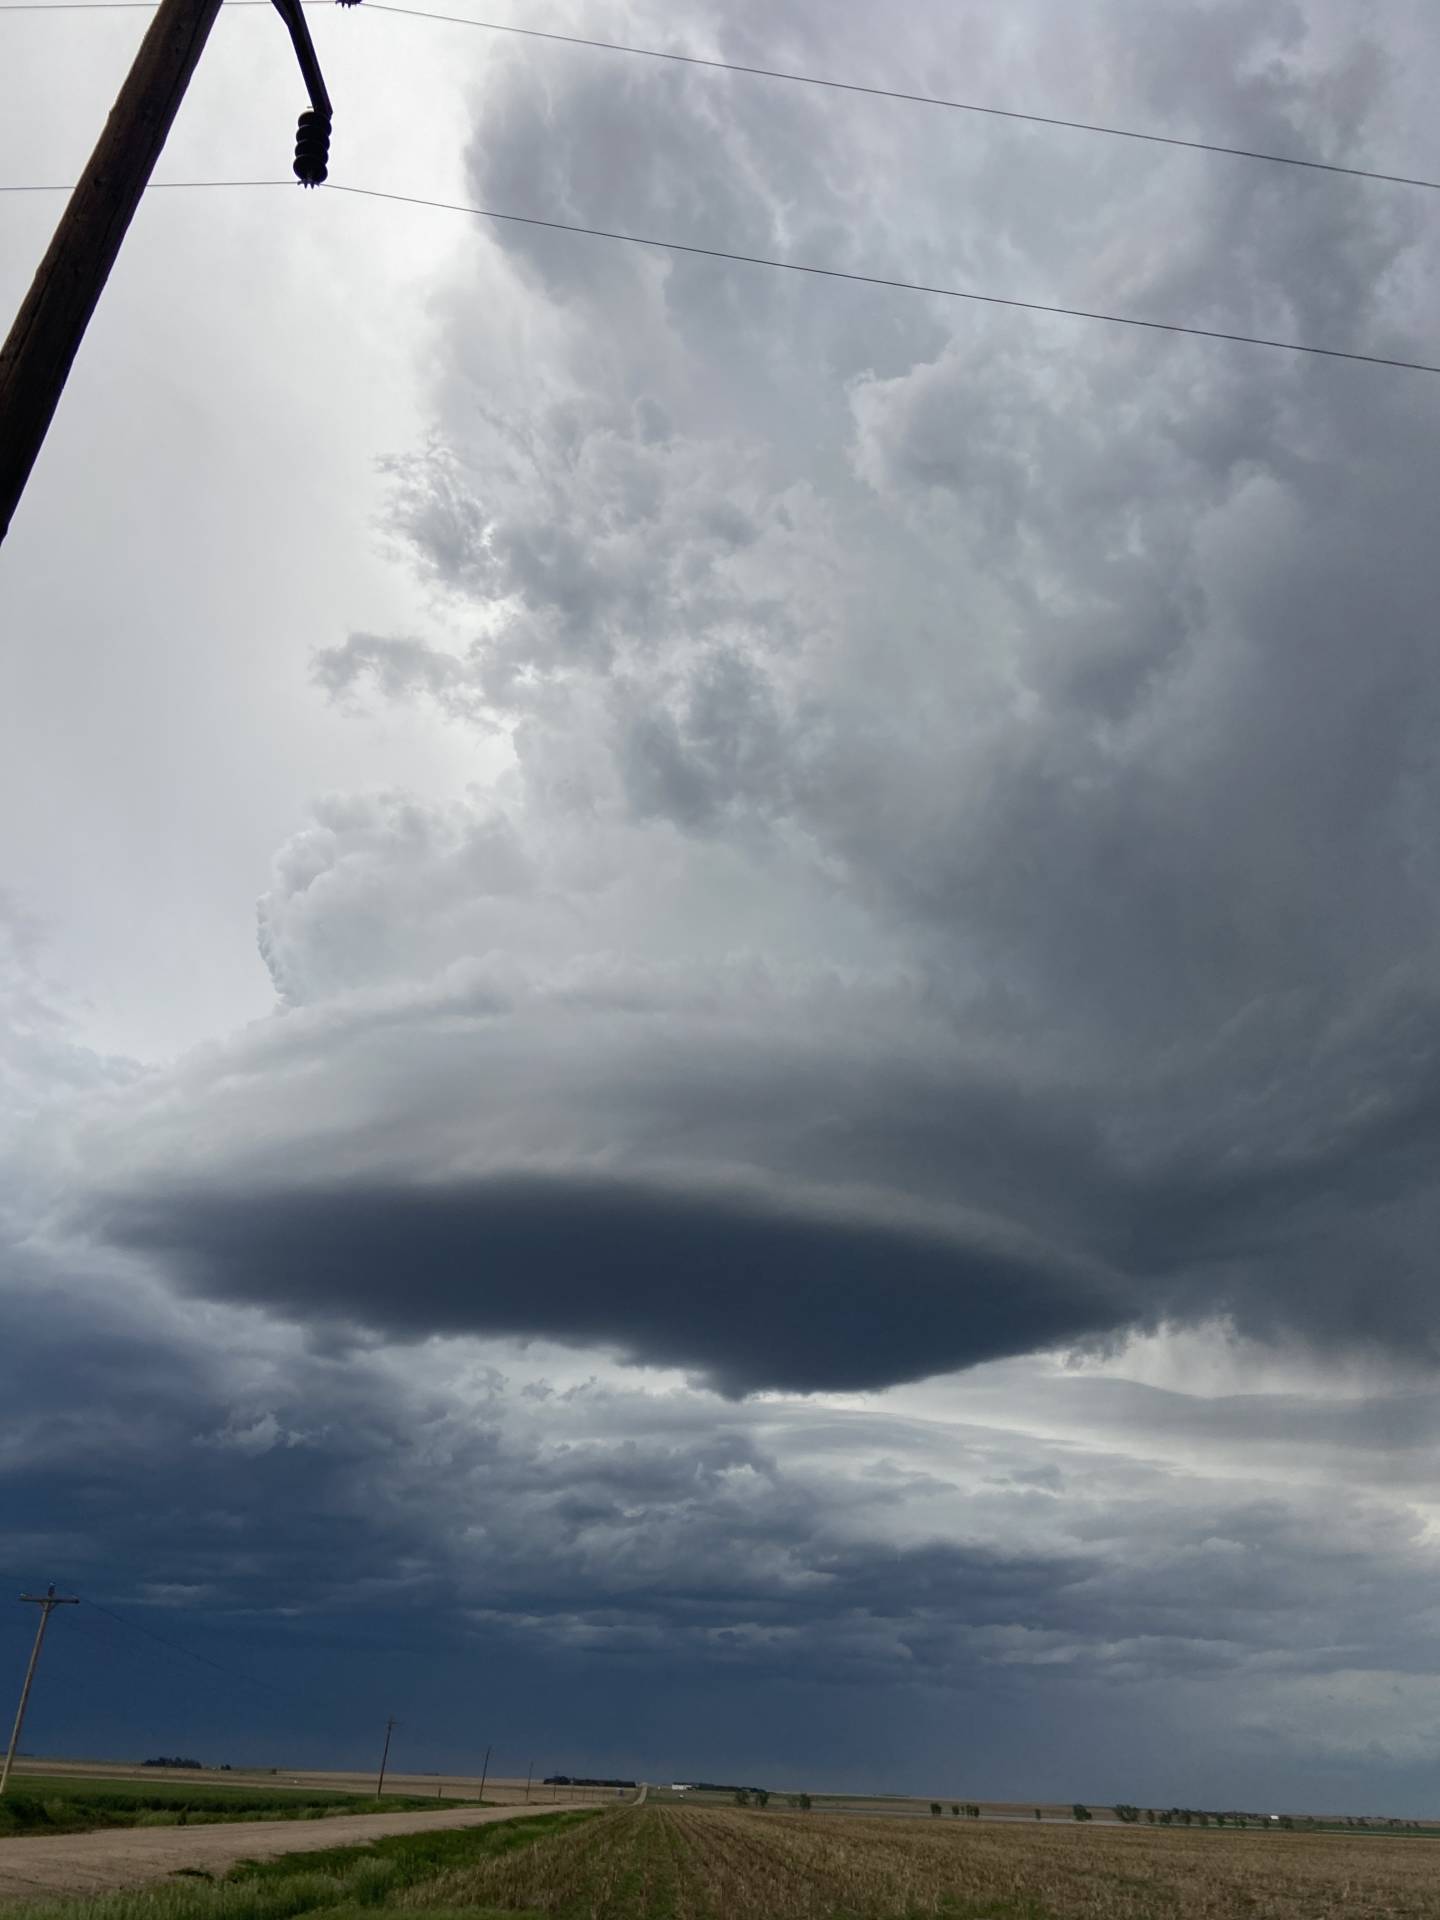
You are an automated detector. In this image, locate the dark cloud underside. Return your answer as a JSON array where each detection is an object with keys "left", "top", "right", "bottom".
[{"left": 93, "top": 1176, "right": 1125, "bottom": 1395}]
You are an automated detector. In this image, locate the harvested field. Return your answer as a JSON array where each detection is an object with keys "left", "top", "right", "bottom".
[{"left": 402, "top": 1802, "right": 1440, "bottom": 1918}]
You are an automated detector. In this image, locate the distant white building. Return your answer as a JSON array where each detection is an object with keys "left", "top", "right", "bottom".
[{"left": 671, "top": 1784, "right": 692, "bottom": 1794}]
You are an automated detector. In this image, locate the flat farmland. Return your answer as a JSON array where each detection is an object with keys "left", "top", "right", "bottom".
[
  {"left": 399, "top": 1803, "right": 1440, "bottom": 1919},
  {"left": 9, "top": 1766, "right": 620, "bottom": 1813},
  {"left": 9, "top": 1802, "right": 1440, "bottom": 1919}
]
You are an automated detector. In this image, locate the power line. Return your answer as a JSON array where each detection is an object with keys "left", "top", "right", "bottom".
[
  {"left": 3, "top": 1572, "right": 471, "bottom": 1753},
  {"left": 74, "top": 1596, "right": 386, "bottom": 1731},
  {"left": 363, "top": 6, "right": 1440, "bottom": 196},
  {"left": 78, "top": 1594, "right": 293, "bottom": 1700},
  {"left": 1, "top": 1577, "right": 291, "bottom": 1714},
  {"left": 3, "top": 0, "right": 1437, "bottom": 195},
  {"left": 330, "top": 182, "right": 1440, "bottom": 376},
  {"left": 0, "top": 176, "right": 1433, "bottom": 374}
]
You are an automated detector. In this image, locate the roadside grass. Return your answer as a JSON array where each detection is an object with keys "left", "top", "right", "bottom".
[
  {"left": 2, "top": 1813, "right": 598, "bottom": 1920},
  {"left": 225, "top": 1816, "right": 593, "bottom": 1887},
  {"left": 0, "top": 1779, "right": 475, "bottom": 1841}
]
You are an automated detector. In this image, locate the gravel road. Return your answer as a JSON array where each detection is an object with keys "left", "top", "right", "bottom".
[{"left": 0, "top": 1800, "right": 591, "bottom": 1904}]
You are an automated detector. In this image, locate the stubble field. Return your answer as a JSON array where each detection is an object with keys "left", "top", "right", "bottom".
[{"left": 402, "top": 1803, "right": 1440, "bottom": 1919}]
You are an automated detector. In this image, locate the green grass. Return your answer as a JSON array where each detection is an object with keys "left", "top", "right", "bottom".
[
  {"left": 225, "top": 1816, "right": 593, "bottom": 1886},
  {"left": 3, "top": 1812, "right": 599, "bottom": 1920},
  {"left": 0, "top": 1776, "right": 475, "bottom": 1840}
]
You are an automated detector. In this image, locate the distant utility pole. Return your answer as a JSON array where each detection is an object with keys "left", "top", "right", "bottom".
[
  {"left": 477, "top": 1743, "right": 491, "bottom": 1803},
  {"left": 375, "top": 1716, "right": 397, "bottom": 1797},
  {"left": 0, "top": 1587, "right": 79, "bottom": 1797},
  {"left": 0, "top": 0, "right": 353, "bottom": 548},
  {"left": 524, "top": 1758, "right": 533, "bottom": 1804}
]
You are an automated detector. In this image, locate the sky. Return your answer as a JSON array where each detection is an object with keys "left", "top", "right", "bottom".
[{"left": 3, "top": 0, "right": 1440, "bottom": 1814}]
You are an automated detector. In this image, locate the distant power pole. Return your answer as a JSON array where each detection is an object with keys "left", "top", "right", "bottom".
[
  {"left": 0, "top": 1587, "right": 79, "bottom": 1797},
  {"left": 477, "top": 1743, "right": 491, "bottom": 1803},
  {"left": 0, "top": 0, "right": 352, "bottom": 548},
  {"left": 524, "top": 1758, "right": 533, "bottom": 1804},
  {"left": 375, "top": 1716, "right": 397, "bottom": 1797}
]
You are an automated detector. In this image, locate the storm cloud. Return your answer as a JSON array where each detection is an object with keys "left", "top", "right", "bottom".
[
  {"left": 91, "top": 1173, "right": 1128, "bottom": 1395},
  {"left": 5, "top": 0, "right": 1440, "bottom": 1807}
]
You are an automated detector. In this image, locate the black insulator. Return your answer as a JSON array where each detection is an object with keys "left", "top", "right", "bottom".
[{"left": 294, "top": 108, "right": 331, "bottom": 186}]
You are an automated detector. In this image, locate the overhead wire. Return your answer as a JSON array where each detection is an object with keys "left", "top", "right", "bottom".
[
  {"left": 1, "top": 1576, "right": 481, "bottom": 1742},
  {"left": 0, "top": 1572, "right": 310, "bottom": 1720},
  {"left": 1, "top": 0, "right": 1437, "bottom": 194},
  {"left": 74, "top": 1594, "right": 411, "bottom": 1734},
  {"left": 359, "top": 6, "right": 1440, "bottom": 196},
  {"left": 321, "top": 182, "right": 1440, "bottom": 374},
  {"left": 77, "top": 1593, "right": 294, "bottom": 1701},
  {"left": 0, "top": 176, "right": 1432, "bottom": 373}
]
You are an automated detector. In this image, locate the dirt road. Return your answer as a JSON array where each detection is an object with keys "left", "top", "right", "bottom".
[{"left": 0, "top": 1799, "right": 592, "bottom": 1903}]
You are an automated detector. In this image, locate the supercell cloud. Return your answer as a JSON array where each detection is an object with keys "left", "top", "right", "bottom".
[{"left": 4, "top": 0, "right": 1440, "bottom": 1806}]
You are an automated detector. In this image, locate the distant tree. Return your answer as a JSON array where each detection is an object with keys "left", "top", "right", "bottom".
[
  {"left": 1034, "top": 1809, "right": 1042, "bottom": 1821},
  {"left": 1113, "top": 1806, "right": 1140, "bottom": 1824},
  {"left": 799, "top": 1794, "right": 812, "bottom": 1812},
  {"left": 1145, "top": 1810, "right": 1155, "bottom": 1824},
  {"left": 969, "top": 1805, "right": 980, "bottom": 1819},
  {"left": 753, "top": 1790, "right": 769, "bottom": 1808},
  {"left": 733, "top": 1790, "right": 750, "bottom": 1808},
  {"left": 1072, "top": 1805, "right": 1092, "bottom": 1822},
  {"left": 930, "top": 1803, "right": 943, "bottom": 1818}
]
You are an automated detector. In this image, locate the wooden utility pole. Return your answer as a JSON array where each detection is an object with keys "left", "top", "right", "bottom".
[
  {"left": 477, "top": 1742, "right": 491, "bottom": 1803},
  {"left": 0, "top": 0, "right": 346, "bottom": 548},
  {"left": 0, "top": 1587, "right": 79, "bottom": 1796},
  {"left": 375, "top": 1715, "right": 397, "bottom": 1797},
  {"left": 0, "top": 0, "right": 223, "bottom": 546}
]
